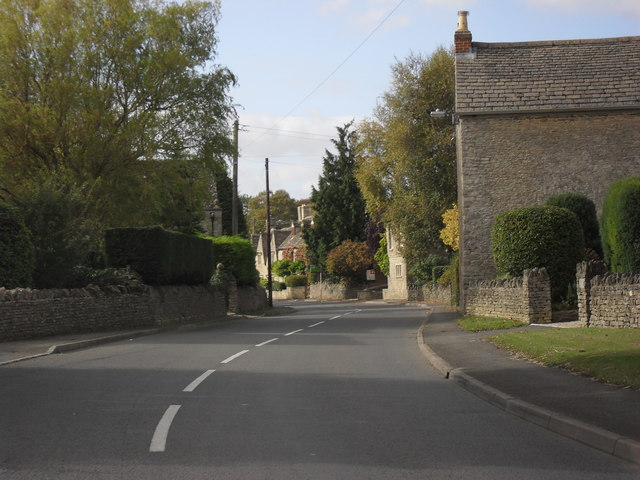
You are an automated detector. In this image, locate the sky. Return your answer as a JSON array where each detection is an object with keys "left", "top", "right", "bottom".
[{"left": 215, "top": 0, "right": 639, "bottom": 201}]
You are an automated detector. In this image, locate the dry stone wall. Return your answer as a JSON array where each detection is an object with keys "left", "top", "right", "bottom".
[
  {"left": 577, "top": 261, "right": 640, "bottom": 328},
  {"left": 0, "top": 284, "right": 226, "bottom": 341},
  {"left": 465, "top": 268, "right": 552, "bottom": 323}
]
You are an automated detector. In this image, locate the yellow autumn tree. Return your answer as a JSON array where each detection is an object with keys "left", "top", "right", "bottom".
[{"left": 439, "top": 204, "right": 459, "bottom": 252}]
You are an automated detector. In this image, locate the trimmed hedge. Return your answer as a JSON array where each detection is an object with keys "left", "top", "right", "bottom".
[
  {"left": 546, "top": 192, "right": 602, "bottom": 257},
  {"left": 210, "top": 235, "right": 259, "bottom": 286},
  {"left": 492, "top": 206, "right": 584, "bottom": 300},
  {"left": 0, "top": 201, "right": 35, "bottom": 288},
  {"left": 105, "top": 226, "right": 215, "bottom": 285},
  {"left": 601, "top": 176, "right": 640, "bottom": 273},
  {"left": 285, "top": 274, "right": 307, "bottom": 288}
]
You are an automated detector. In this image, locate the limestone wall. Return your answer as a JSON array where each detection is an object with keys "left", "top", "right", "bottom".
[
  {"left": 465, "top": 268, "right": 552, "bottom": 323},
  {"left": 309, "top": 282, "right": 356, "bottom": 300},
  {"left": 0, "top": 284, "right": 227, "bottom": 341},
  {"left": 408, "top": 284, "right": 452, "bottom": 305},
  {"left": 577, "top": 261, "right": 640, "bottom": 328},
  {"left": 457, "top": 111, "right": 640, "bottom": 305}
]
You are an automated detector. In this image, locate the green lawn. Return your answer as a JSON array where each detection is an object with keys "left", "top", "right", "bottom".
[
  {"left": 457, "top": 315, "right": 528, "bottom": 332},
  {"left": 489, "top": 328, "right": 640, "bottom": 390}
]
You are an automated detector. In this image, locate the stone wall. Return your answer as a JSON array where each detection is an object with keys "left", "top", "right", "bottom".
[
  {"left": 408, "top": 284, "right": 452, "bottom": 305},
  {"left": 465, "top": 268, "right": 552, "bottom": 323},
  {"left": 577, "top": 261, "right": 640, "bottom": 328},
  {"left": 0, "top": 284, "right": 227, "bottom": 341},
  {"left": 457, "top": 111, "right": 640, "bottom": 306},
  {"left": 272, "top": 286, "right": 306, "bottom": 300},
  {"left": 309, "top": 282, "right": 356, "bottom": 301},
  {"left": 227, "top": 281, "right": 268, "bottom": 314}
]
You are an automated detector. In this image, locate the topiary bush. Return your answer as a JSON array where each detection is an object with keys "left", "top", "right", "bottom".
[
  {"left": 210, "top": 235, "right": 259, "bottom": 286},
  {"left": 492, "top": 206, "right": 585, "bottom": 301},
  {"left": 106, "top": 226, "right": 215, "bottom": 285},
  {"left": 0, "top": 201, "right": 35, "bottom": 288},
  {"left": 601, "top": 176, "right": 640, "bottom": 273},
  {"left": 546, "top": 192, "right": 602, "bottom": 257}
]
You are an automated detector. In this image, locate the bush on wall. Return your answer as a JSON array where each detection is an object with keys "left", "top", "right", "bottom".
[
  {"left": 209, "top": 236, "right": 259, "bottom": 286},
  {"left": 0, "top": 201, "right": 35, "bottom": 288},
  {"left": 601, "top": 176, "right": 640, "bottom": 273},
  {"left": 106, "top": 226, "right": 215, "bottom": 285},
  {"left": 546, "top": 192, "right": 602, "bottom": 257},
  {"left": 492, "top": 206, "right": 584, "bottom": 301}
]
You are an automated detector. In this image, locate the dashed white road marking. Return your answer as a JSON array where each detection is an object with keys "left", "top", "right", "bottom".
[
  {"left": 150, "top": 405, "right": 181, "bottom": 452},
  {"left": 256, "top": 338, "right": 279, "bottom": 347},
  {"left": 183, "top": 369, "right": 215, "bottom": 392},
  {"left": 328, "top": 315, "right": 341, "bottom": 320},
  {"left": 221, "top": 350, "right": 250, "bottom": 364},
  {"left": 285, "top": 329, "right": 304, "bottom": 336},
  {"left": 308, "top": 321, "right": 325, "bottom": 328}
]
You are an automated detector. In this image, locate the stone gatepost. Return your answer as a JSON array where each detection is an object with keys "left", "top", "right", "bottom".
[
  {"left": 523, "top": 268, "right": 552, "bottom": 323},
  {"left": 576, "top": 260, "right": 608, "bottom": 327}
]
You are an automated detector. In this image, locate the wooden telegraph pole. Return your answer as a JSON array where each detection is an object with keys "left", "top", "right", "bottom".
[
  {"left": 231, "top": 119, "right": 239, "bottom": 235},
  {"left": 265, "top": 158, "right": 273, "bottom": 307}
]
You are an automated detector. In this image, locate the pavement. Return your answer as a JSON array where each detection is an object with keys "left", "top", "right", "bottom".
[
  {"left": 419, "top": 306, "right": 640, "bottom": 466},
  {"left": 1, "top": 304, "right": 639, "bottom": 466}
]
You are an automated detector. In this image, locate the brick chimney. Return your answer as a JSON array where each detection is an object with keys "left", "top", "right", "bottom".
[{"left": 454, "top": 11, "right": 472, "bottom": 54}]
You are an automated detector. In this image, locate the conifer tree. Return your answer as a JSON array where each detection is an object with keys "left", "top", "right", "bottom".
[{"left": 304, "top": 122, "right": 366, "bottom": 269}]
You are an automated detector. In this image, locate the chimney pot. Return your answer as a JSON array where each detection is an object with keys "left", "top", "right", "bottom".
[{"left": 454, "top": 10, "right": 472, "bottom": 55}]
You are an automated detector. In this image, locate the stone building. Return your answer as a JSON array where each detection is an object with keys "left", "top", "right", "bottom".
[
  {"left": 382, "top": 229, "right": 408, "bottom": 300},
  {"left": 453, "top": 11, "right": 640, "bottom": 308}
]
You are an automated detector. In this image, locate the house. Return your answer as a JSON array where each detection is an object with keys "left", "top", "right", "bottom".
[
  {"left": 382, "top": 229, "right": 408, "bottom": 300},
  {"left": 453, "top": 11, "right": 640, "bottom": 308},
  {"left": 253, "top": 204, "right": 313, "bottom": 279}
]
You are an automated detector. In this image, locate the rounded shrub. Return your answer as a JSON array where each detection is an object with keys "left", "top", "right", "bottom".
[
  {"left": 211, "top": 235, "right": 260, "bottom": 286},
  {"left": 0, "top": 201, "right": 35, "bottom": 288},
  {"left": 326, "top": 240, "right": 372, "bottom": 284},
  {"left": 546, "top": 192, "right": 602, "bottom": 257},
  {"left": 601, "top": 176, "right": 640, "bottom": 273},
  {"left": 492, "top": 206, "right": 585, "bottom": 300}
]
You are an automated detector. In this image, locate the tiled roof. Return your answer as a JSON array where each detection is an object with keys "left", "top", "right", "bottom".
[
  {"left": 279, "top": 232, "right": 305, "bottom": 251},
  {"left": 455, "top": 36, "right": 640, "bottom": 114}
]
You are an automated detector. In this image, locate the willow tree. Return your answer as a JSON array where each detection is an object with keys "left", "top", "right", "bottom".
[
  {"left": 0, "top": 0, "right": 237, "bottom": 286},
  {"left": 355, "top": 47, "right": 456, "bottom": 266}
]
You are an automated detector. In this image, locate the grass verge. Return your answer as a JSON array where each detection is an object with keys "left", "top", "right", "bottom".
[
  {"left": 457, "top": 315, "right": 527, "bottom": 332},
  {"left": 489, "top": 328, "right": 640, "bottom": 390}
]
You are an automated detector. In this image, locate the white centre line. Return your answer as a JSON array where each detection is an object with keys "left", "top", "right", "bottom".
[
  {"left": 284, "top": 329, "right": 304, "bottom": 336},
  {"left": 183, "top": 369, "right": 215, "bottom": 392},
  {"left": 328, "top": 315, "right": 342, "bottom": 320},
  {"left": 256, "top": 338, "right": 279, "bottom": 347},
  {"left": 221, "top": 349, "right": 250, "bottom": 364},
  {"left": 308, "top": 321, "right": 325, "bottom": 328},
  {"left": 150, "top": 405, "right": 181, "bottom": 452}
]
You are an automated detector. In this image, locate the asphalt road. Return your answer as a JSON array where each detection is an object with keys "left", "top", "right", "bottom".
[{"left": 1, "top": 301, "right": 638, "bottom": 479}]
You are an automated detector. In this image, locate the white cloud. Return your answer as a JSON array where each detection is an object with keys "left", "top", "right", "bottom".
[
  {"left": 523, "top": 0, "right": 640, "bottom": 17},
  {"left": 236, "top": 112, "right": 358, "bottom": 200}
]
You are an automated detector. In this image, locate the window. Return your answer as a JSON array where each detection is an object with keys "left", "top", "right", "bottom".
[{"left": 395, "top": 264, "right": 402, "bottom": 278}]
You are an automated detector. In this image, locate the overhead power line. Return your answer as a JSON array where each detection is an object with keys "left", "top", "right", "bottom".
[{"left": 243, "top": 0, "right": 407, "bottom": 150}]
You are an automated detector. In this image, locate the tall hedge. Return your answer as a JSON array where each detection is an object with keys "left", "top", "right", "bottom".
[
  {"left": 210, "top": 235, "right": 259, "bottom": 286},
  {"left": 601, "top": 176, "right": 640, "bottom": 273},
  {"left": 0, "top": 201, "right": 35, "bottom": 288},
  {"left": 105, "top": 226, "right": 215, "bottom": 285},
  {"left": 546, "top": 193, "right": 602, "bottom": 257},
  {"left": 492, "top": 206, "right": 584, "bottom": 300}
]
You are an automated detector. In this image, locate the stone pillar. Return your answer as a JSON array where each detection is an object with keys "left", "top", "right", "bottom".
[
  {"left": 523, "top": 268, "right": 552, "bottom": 323},
  {"left": 576, "top": 260, "right": 608, "bottom": 327}
]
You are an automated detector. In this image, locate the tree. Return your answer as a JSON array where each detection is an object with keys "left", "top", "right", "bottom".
[
  {"left": 247, "top": 189, "right": 297, "bottom": 233},
  {"left": 355, "top": 47, "right": 456, "bottom": 266},
  {"left": 0, "top": 0, "right": 237, "bottom": 273},
  {"left": 440, "top": 204, "right": 459, "bottom": 252},
  {"left": 326, "top": 240, "right": 372, "bottom": 285},
  {"left": 303, "top": 122, "right": 366, "bottom": 269}
]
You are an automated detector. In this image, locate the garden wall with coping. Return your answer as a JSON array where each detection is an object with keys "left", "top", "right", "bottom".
[
  {"left": 465, "top": 268, "right": 552, "bottom": 323},
  {"left": 0, "top": 284, "right": 227, "bottom": 341},
  {"left": 577, "top": 261, "right": 640, "bottom": 328},
  {"left": 408, "top": 284, "right": 452, "bottom": 305}
]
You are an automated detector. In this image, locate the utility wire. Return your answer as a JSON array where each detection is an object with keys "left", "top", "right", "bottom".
[{"left": 243, "top": 0, "right": 407, "bottom": 150}]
